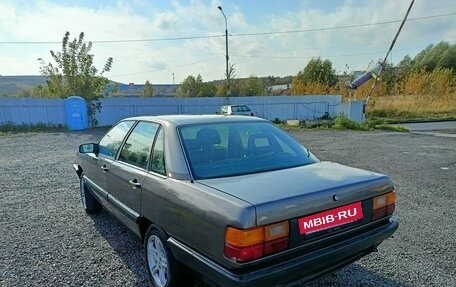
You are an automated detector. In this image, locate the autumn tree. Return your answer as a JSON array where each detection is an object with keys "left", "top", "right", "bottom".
[
  {"left": 397, "top": 55, "right": 414, "bottom": 80},
  {"left": 16, "top": 85, "right": 52, "bottom": 98},
  {"left": 177, "top": 74, "right": 216, "bottom": 97},
  {"left": 177, "top": 75, "right": 200, "bottom": 97},
  {"left": 217, "top": 79, "right": 242, "bottom": 97},
  {"left": 39, "top": 31, "right": 113, "bottom": 126},
  {"left": 240, "top": 75, "right": 265, "bottom": 96},
  {"left": 142, "top": 80, "right": 154, "bottom": 97},
  {"left": 216, "top": 64, "right": 238, "bottom": 97},
  {"left": 291, "top": 58, "right": 337, "bottom": 95},
  {"left": 300, "top": 58, "right": 337, "bottom": 85}
]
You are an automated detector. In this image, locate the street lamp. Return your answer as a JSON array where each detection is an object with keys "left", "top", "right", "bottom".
[{"left": 218, "top": 6, "right": 230, "bottom": 102}]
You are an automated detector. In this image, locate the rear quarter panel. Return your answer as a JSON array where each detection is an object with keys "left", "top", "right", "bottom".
[{"left": 140, "top": 175, "right": 256, "bottom": 266}]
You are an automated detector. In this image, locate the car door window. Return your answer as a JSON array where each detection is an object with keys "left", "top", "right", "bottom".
[
  {"left": 150, "top": 127, "right": 166, "bottom": 175},
  {"left": 99, "top": 121, "right": 135, "bottom": 158},
  {"left": 118, "top": 122, "right": 159, "bottom": 169}
]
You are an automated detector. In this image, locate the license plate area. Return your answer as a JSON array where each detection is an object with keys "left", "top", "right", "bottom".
[{"left": 298, "top": 202, "right": 364, "bottom": 235}]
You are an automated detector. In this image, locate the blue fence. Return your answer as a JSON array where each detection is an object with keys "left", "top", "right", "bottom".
[
  {"left": 0, "top": 95, "right": 365, "bottom": 128},
  {"left": 334, "top": 100, "right": 366, "bottom": 123},
  {"left": 0, "top": 98, "right": 65, "bottom": 126}
]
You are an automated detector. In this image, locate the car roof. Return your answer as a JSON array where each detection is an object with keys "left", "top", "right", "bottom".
[
  {"left": 225, "top": 104, "right": 249, "bottom": 107},
  {"left": 122, "top": 114, "right": 266, "bottom": 127}
]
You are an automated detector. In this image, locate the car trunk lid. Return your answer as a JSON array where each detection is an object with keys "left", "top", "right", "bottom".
[{"left": 198, "top": 161, "right": 393, "bottom": 226}]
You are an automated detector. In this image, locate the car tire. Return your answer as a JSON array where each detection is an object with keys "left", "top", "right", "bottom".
[
  {"left": 79, "top": 176, "right": 101, "bottom": 214},
  {"left": 145, "top": 225, "right": 180, "bottom": 287}
]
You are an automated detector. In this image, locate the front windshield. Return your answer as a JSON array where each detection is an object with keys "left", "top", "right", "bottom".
[{"left": 179, "top": 121, "right": 318, "bottom": 179}]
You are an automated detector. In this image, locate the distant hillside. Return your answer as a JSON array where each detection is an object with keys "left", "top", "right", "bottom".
[
  {"left": 0, "top": 75, "right": 47, "bottom": 96},
  {"left": 0, "top": 75, "right": 124, "bottom": 97},
  {"left": 0, "top": 75, "right": 294, "bottom": 97}
]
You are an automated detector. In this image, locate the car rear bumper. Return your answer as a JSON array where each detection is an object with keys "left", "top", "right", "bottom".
[{"left": 168, "top": 219, "right": 398, "bottom": 287}]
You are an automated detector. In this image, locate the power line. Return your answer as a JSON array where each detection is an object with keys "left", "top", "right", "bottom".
[
  {"left": 231, "top": 47, "right": 423, "bottom": 59},
  {"left": 231, "top": 13, "right": 455, "bottom": 37},
  {"left": 109, "top": 57, "right": 220, "bottom": 78},
  {"left": 0, "top": 12, "right": 454, "bottom": 45},
  {"left": 110, "top": 45, "right": 426, "bottom": 78},
  {"left": 0, "top": 34, "right": 222, "bottom": 45}
]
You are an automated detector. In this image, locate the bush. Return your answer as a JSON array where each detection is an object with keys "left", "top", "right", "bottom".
[
  {"left": 333, "top": 116, "right": 371, "bottom": 131},
  {"left": 331, "top": 116, "right": 408, "bottom": 132}
]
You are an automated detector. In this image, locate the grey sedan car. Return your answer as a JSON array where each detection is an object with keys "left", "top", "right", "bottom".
[{"left": 73, "top": 115, "right": 398, "bottom": 287}]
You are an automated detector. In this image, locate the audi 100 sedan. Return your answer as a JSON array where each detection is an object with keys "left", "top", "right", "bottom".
[{"left": 73, "top": 115, "right": 398, "bottom": 287}]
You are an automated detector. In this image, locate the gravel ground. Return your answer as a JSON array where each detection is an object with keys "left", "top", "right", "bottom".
[{"left": 0, "top": 129, "right": 455, "bottom": 287}]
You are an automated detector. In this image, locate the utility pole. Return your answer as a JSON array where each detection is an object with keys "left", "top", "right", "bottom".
[{"left": 218, "top": 6, "right": 230, "bottom": 103}]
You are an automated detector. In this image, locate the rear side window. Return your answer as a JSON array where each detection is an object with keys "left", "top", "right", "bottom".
[
  {"left": 118, "top": 122, "right": 159, "bottom": 169},
  {"left": 240, "top": 105, "right": 251, "bottom": 112},
  {"left": 99, "top": 121, "right": 135, "bottom": 158},
  {"left": 150, "top": 128, "right": 166, "bottom": 175}
]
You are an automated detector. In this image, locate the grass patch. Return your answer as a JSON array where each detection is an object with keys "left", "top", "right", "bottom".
[
  {"left": 280, "top": 116, "right": 409, "bottom": 132},
  {"left": 367, "top": 94, "right": 456, "bottom": 122},
  {"left": 0, "top": 123, "right": 66, "bottom": 135},
  {"left": 333, "top": 116, "right": 370, "bottom": 131},
  {"left": 333, "top": 117, "right": 409, "bottom": 132}
]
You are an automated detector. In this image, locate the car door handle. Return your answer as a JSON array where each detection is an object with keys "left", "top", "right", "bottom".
[
  {"left": 129, "top": 179, "right": 141, "bottom": 189},
  {"left": 100, "top": 165, "right": 109, "bottom": 172}
]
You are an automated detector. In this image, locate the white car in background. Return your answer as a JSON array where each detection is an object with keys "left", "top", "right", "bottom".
[{"left": 217, "top": 104, "right": 254, "bottom": 116}]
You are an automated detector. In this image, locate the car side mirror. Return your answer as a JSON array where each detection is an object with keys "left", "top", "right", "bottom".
[{"left": 79, "top": 143, "right": 99, "bottom": 154}]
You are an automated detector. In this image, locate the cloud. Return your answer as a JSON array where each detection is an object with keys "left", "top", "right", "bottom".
[
  {"left": 0, "top": 0, "right": 455, "bottom": 83},
  {"left": 153, "top": 13, "right": 180, "bottom": 31}
]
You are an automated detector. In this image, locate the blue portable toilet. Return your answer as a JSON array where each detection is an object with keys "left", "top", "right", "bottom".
[{"left": 65, "top": 96, "right": 88, "bottom": 130}]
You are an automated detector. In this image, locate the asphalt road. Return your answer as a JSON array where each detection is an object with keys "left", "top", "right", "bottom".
[
  {"left": 0, "top": 129, "right": 455, "bottom": 287},
  {"left": 399, "top": 121, "right": 456, "bottom": 136}
]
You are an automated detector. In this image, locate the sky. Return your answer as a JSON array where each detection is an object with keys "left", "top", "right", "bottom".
[{"left": 0, "top": 0, "right": 455, "bottom": 84}]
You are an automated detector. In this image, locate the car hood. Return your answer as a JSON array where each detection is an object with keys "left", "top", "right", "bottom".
[{"left": 198, "top": 161, "right": 393, "bottom": 226}]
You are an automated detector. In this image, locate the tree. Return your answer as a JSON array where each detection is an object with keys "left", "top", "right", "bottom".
[
  {"left": 15, "top": 85, "right": 52, "bottom": 98},
  {"left": 216, "top": 82, "right": 226, "bottom": 97},
  {"left": 177, "top": 75, "right": 198, "bottom": 97},
  {"left": 39, "top": 31, "right": 113, "bottom": 126},
  {"left": 198, "top": 82, "right": 217, "bottom": 97},
  {"left": 397, "top": 55, "right": 414, "bottom": 80},
  {"left": 299, "top": 57, "right": 337, "bottom": 86},
  {"left": 240, "top": 75, "right": 265, "bottom": 96},
  {"left": 177, "top": 74, "right": 216, "bottom": 97},
  {"left": 291, "top": 58, "right": 337, "bottom": 95},
  {"left": 405, "top": 41, "right": 456, "bottom": 74},
  {"left": 142, "top": 80, "right": 154, "bottom": 97},
  {"left": 380, "top": 63, "right": 397, "bottom": 95},
  {"left": 16, "top": 87, "right": 33, "bottom": 97},
  {"left": 217, "top": 64, "right": 242, "bottom": 97}
]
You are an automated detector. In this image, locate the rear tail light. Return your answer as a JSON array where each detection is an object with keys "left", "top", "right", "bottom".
[
  {"left": 372, "top": 190, "right": 396, "bottom": 220},
  {"left": 224, "top": 221, "right": 289, "bottom": 263}
]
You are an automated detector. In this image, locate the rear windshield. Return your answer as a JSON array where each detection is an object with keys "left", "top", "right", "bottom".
[{"left": 178, "top": 121, "right": 317, "bottom": 179}]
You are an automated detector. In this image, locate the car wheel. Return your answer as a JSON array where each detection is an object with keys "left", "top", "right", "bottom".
[
  {"left": 145, "top": 225, "right": 180, "bottom": 287},
  {"left": 79, "top": 176, "right": 101, "bottom": 214}
]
